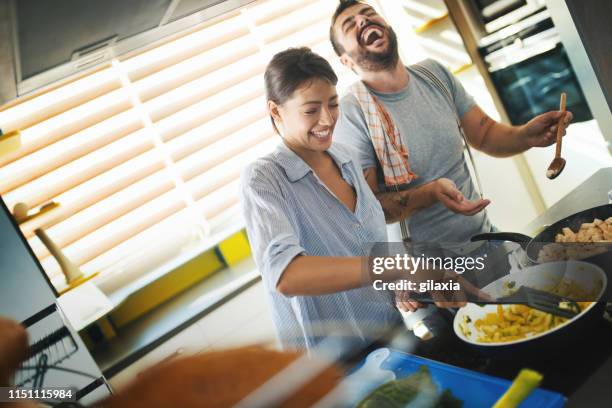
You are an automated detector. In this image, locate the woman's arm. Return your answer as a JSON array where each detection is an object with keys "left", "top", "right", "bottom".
[
  {"left": 276, "top": 256, "right": 365, "bottom": 296},
  {"left": 276, "top": 255, "right": 445, "bottom": 297}
]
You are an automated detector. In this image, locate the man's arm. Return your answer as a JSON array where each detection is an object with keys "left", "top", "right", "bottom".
[
  {"left": 365, "top": 168, "right": 436, "bottom": 223},
  {"left": 363, "top": 168, "right": 490, "bottom": 223},
  {"left": 461, "top": 105, "right": 573, "bottom": 158}
]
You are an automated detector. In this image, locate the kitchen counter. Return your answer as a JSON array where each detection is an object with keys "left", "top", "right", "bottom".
[
  {"left": 92, "top": 258, "right": 259, "bottom": 378},
  {"left": 522, "top": 167, "right": 612, "bottom": 235}
]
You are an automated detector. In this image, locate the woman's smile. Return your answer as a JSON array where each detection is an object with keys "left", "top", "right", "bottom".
[{"left": 310, "top": 128, "right": 332, "bottom": 143}]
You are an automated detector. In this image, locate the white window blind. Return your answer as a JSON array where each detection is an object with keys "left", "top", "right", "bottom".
[{"left": 0, "top": 0, "right": 359, "bottom": 293}]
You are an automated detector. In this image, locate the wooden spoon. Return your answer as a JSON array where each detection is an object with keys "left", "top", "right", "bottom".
[{"left": 546, "top": 92, "right": 567, "bottom": 180}]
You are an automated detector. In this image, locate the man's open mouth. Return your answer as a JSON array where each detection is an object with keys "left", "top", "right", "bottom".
[{"left": 360, "top": 24, "right": 385, "bottom": 46}]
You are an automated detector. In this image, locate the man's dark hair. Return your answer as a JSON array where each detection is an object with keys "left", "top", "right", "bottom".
[
  {"left": 329, "top": 0, "right": 368, "bottom": 56},
  {"left": 264, "top": 47, "right": 338, "bottom": 135}
]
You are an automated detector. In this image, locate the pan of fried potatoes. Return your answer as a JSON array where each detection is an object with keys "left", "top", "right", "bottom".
[
  {"left": 471, "top": 204, "right": 612, "bottom": 268},
  {"left": 454, "top": 260, "right": 606, "bottom": 355}
]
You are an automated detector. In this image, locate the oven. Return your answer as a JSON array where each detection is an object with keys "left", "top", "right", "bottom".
[
  {"left": 479, "top": 11, "right": 593, "bottom": 126},
  {"left": 469, "top": 0, "right": 547, "bottom": 33}
]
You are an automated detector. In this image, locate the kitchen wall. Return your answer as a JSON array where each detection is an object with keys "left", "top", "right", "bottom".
[{"left": 524, "top": 121, "right": 612, "bottom": 208}]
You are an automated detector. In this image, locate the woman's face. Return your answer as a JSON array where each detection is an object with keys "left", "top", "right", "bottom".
[{"left": 271, "top": 78, "right": 339, "bottom": 154}]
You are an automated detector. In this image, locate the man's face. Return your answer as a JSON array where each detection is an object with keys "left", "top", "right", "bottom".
[{"left": 334, "top": 4, "right": 399, "bottom": 72}]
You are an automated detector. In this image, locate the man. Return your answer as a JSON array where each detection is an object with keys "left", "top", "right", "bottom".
[{"left": 330, "top": 0, "right": 572, "bottom": 245}]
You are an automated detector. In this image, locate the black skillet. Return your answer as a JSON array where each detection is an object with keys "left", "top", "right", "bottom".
[
  {"left": 471, "top": 204, "right": 612, "bottom": 266},
  {"left": 471, "top": 203, "right": 612, "bottom": 301}
]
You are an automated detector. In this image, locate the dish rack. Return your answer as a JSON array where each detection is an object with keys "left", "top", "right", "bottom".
[{"left": 13, "top": 306, "right": 78, "bottom": 387}]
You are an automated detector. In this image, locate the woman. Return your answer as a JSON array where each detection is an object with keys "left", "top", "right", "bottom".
[{"left": 240, "top": 48, "right": 457, "bottom": 351}]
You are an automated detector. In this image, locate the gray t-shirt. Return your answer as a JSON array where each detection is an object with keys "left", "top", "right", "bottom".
[{"left": 333, "top": 59, "right": 491, "bottom": 243}]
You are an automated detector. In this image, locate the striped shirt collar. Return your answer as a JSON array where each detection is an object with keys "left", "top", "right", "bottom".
[{"left": 274, "top": 142, "right": 352, "bottom": 183}]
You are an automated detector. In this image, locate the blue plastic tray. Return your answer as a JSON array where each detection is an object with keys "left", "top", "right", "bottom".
[{"left": 360, "top": 348, "right": 566, "bottom": 407}]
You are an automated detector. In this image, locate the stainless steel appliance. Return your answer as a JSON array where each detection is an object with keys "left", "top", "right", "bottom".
[
  {"left": 479, "top": 10, "right": 593, "bottom": 126},
  {"left": 469, "top": 0, "right": 547, "bottom": 33}
]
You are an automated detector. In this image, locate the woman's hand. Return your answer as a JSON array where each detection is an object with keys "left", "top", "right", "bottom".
[
  {"left": 395, "top": 271, "right": 494, "bottom": 311},
  {"left": 395, "top": 290, "right": 426, "bottom": 312},
  {"left": 430, "top": 178, "right": 490, "bottom": 216}
]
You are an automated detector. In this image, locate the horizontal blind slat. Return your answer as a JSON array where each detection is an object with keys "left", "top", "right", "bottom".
[
  {"left": 29, "top": 169, "right": 177, "bottom": 260},
  {"left": 207, "top": 203, "right": 243, "bottom": 234},
  {"left": 3, "top": 129, "right": 156, "bottom": 210},
  {"left": 143, "top": 53, "right": 266, "bottom": 122},
  {"left": 134, "top": 36, "right": 259, "bottom": 102},
  {"left": 175, "top": 118, "right": 273, "bottom": 181},
  {"left": 247, "top": 0, "right": 317, "bottom": 25},
  {"left": 154, "top": 75, "right": 264, "bottom": 141},
  {"left": 18, "top": 150, "right": 167, "bottom": 238},
  {"left": 0, "top": 110, "right": 143, "bottom": 194},
  {"left": 86, "top": 209, "right": 202, "bottom": 294},
  {"left": 36, "top": 189, "right": 188, "bottom": 274},
  {"left": 166, "top": 97, "right": 267, "bottom": 161},
  {"left": 197, "top": 179, "right": 241, "bottom": 220},
  {"left": 257, "top": 1, "right": 335, "bottom": 43},
  {"left": 122, "top": 15, "right": 249, "bottom": 81},
  {"left": 187, "top": 137, "right": 277, "bottom": 200},
  {"left": 0, "top": 68, "right": 120, "bottom": 132},
  {"left": 0, "top": 88, "right": 132, "bottom": 167}
]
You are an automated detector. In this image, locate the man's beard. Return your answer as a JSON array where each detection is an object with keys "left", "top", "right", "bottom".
[{"left": 350, "top": 25, "right": 399, "bottom": 72}]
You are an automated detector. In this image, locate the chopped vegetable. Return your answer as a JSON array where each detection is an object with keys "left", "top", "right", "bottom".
[
  {"left": 357, "top": 366, "right": 462, "bottom": 408},
  {"left": 493, "top": 369, "right": 543, "bottom": 408}
]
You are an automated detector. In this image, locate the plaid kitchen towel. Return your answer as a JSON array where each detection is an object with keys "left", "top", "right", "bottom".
[{"left": 348, "top": 80, "right": 417, "bottom": 187}]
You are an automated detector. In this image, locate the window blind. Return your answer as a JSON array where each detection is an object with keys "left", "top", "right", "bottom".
[{"left": 0, "top": 0, "right": 358, "bottom": 292}]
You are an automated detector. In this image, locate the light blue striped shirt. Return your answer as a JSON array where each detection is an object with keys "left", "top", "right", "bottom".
[{"left": 240, "top": 142, "right": 401, "bottom": 351}]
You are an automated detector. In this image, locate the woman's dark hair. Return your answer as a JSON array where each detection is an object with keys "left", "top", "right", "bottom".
[{"left": 264, "top": 47, "right": 338, "bottom": 135}]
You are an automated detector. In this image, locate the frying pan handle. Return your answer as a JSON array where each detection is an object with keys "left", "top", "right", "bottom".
[
  {"left": 403, "top": 291, "right": 435, "bottom": 304},
  {"left": 470, "top": 232, "right": 532, "bottom": 250},
  {"left": 399, "top": 291, "right": 489, "bottom": 305}
]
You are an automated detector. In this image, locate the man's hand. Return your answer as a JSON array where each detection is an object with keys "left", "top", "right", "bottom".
[
  {"left": 431, "top": 178, "right": 490, "bottom": 216},
  {"left": 520, "top": 110, "right": 573, "bottom": 148},
  {"left": 0, "top": 317, "right": 28, "bottom": 387}
]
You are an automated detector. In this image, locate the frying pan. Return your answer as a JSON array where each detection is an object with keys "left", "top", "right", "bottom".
[
  {"left": 471, "top": 204, "right": 612, "bottom": 269},
  {"left": 453, "top": 261, "right": 607, "bottom": 357}
]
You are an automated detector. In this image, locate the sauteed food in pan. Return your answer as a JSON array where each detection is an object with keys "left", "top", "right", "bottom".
[
  {"left": 464, "top": 303, "right": 591, "bottom": 343},
  {"left": 536, "top": 217, "right": 612, "bottom": 262},
  {"left": 554, "top": 217, "right": 612, "bottom": 243},
  {"left": 459, "top": 275, "right": 600, "bottom": 344}
]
